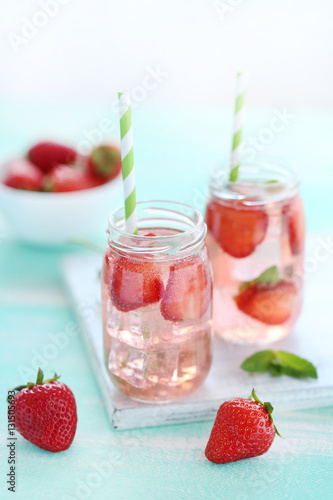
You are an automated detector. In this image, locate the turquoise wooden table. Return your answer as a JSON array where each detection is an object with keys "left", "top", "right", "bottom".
[{"left": 1, "top": 103, "right": 333, "bottom": 499}]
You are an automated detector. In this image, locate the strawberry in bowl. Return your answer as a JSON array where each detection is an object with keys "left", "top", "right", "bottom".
[
  {"left": 88, "top": 144, "right": 122, "bottom": 181},
  {"left": 0, "top": 140, "right": 123, "bottom": 244},
  {"left": 3, "top": 159, "right": 44, "bottom": 191},
  {"left": 28, "top": 141, "right": 77, "bottom": 173}
]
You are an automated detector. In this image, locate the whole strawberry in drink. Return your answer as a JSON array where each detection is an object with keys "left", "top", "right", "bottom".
[
  {"left": 88, "top": 144, "right": 122, "bottom": 180},
  {"left": 235, "top": 266, "right": 297, "bottom": 325},
  {"left": 205, "top": 389, "right": 279, "bottom": 464},
  {"left": 8, "top": 369, "right": 77, "bottom": 452},
  {"left": 3, "top": 159, "right": 44, "bottom": 191},
  {"left": 28, "top": 141, "right": 77, "bottom": 173}
]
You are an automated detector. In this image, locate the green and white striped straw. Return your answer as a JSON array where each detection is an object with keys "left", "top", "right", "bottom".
[
  {"left": 229, "top": 71, "right": 248, "bottom": 182},
  {"left": 118, "top": 91, "right": 138, "bottom": 235}
]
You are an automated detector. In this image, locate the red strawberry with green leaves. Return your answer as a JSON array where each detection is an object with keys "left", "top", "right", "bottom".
[
  {"left": 28, "top": 141, "right": 77, "bottom": 173},
  {"left": 44, "top": 164, "right": 103, "bottom": 192},
  {"left": 109, "top": 257, "right": 164, "bottom": 312},
  {"left": 283, "top": 195, "right": 305, "bottom": 256},
  {"left": 205, "top": 389, "right": 279, "bottom": 464},
  {"left": 206, "top": 200, "right": 268, "bottom": 258},
  {"left": 88, "top": 144, "right": 122, "bottom": 180},
  {"left": 3, "top": 159, "right": 44, "bottom": 191},
  {"left": 235, "top": 266, "right": 297, "bottom": 325},
  {"left": 7, "top": 369, "right": 77, "bottom": 453},
  {"left": 160, "top": 254, "right": 212, "bottom": 322}
]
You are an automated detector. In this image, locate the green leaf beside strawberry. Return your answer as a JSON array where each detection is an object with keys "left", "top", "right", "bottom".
[{"left": 241, "top": 350, "right": 318, "bottom": 379}]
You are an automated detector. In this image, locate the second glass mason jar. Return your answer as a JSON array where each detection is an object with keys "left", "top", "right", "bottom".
[
  {"left": 102, "top": 200, "right": 213, "bottom": 403},
  {"left": 205, "top": 158, "right": 305, "bottom": 345}
]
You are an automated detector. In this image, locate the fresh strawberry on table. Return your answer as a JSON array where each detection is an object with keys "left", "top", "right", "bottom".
[
  {"left": 44, "top": 164, "right": 102, "bottom": 192},
  {"left": 206, "top": 200, "right": 268, "bottom": 258},
  {"left": 3, "top": 158, "right": 44, "bottom": 191},
  {"left": 283, "top": 195, "right": 305, "bottom": 256},
  {"left": 88, "top": 144, "right": 122, "bottom": 180},
  {"left": 109, "top": 257, "right": 164, "bottom": 312},
  {"left": 160, "top": 254, "right": 212, "bottom": 322},
  {"left": 7, "top": 368, "right": 77, "bottom": 453},
  {"left": 235, "top": 265, "right": 297, "bottom": 325},
  {"left": 28, "top": 141, "right": 77, "bottom": 173},
  {"left": 205, "top": 389, "right": 279, "bottom": 464}
]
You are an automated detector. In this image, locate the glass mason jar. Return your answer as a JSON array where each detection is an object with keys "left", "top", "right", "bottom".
[
  {"left": 102, "top": 200, "right": 213, "bottom": 403},
  {"left": 205, "top": 158, "right": 305, "bottom": 344}
]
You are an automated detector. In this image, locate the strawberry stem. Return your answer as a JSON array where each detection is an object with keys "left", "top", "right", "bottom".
[
  {"left": 44, "top": 373, "right": 61, "bottom": 384},
  {"left": 36, "top": 368, "right": 44, "bottom": 384},
  {"left": 251, "top": 388, "right": 281, "bottom": 437},
  {"left": 7, "top": 368, "right": 61, "bottom": 403}
]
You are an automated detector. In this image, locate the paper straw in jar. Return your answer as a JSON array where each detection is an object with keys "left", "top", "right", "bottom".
[
  {"left": 118, "top": 91, "right": 138, "bottom": 235},
  {"left": 229, "top": 71, "right": 249, "bottom": 182}
]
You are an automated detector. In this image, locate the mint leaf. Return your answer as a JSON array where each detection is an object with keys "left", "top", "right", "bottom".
[
  {"left": 268, "top": 359, "right": 285, "bottom": 377},
  {"left": 241, "top": 350, "right": 276, "bottom": 373},
  {"left": 241, "top": 350, "right": 318, "bottom": 379},
  {"left": 274, "top": 351, "right": 318, "bottom": 379},
  {"left": 255, "top": 265, "right": 280, "bottom": 284}
]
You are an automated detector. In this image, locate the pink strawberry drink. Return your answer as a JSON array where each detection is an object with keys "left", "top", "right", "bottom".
[
  {"left": 206, "top": 160, "right": 305, "bottom": 344},
  {"left": 102, "top": 201, "right": 213, "bottom": 403}
]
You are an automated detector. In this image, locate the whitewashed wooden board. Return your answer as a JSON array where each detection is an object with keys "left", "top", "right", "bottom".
[{"left": 62, "top": 237, "right": 333, "bottom": 430}]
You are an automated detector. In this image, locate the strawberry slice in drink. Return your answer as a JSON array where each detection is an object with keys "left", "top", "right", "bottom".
[
  {"left": 206, "top": 201, "right": 268, "bottom": 258},
  {"left": 283, "top": 195, "right": 305, "bottom": 256},
  {"left": 103, "top": 246, "right": 114, "bottom": 284},
  {"left": 109, "top": 257, "right": 164, "bottom": 312},
  {"left": 160, "top": 255, "right": 212, "bottom": 322},
  {"left": 235, "top": 269, "right": 297, "bottom": 325}
]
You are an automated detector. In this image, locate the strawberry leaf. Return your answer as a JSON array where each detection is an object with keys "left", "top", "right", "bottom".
[
  {"left": 251, "top": 389, "right": 281, "bottom": 437},
  {"left": 36, "top": 368, "right": 44, "bottom": 384}
]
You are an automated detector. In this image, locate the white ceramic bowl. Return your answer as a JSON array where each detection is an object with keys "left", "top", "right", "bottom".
[{"left": 0, "top": 166, "right": 123, "bottom": 245}]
